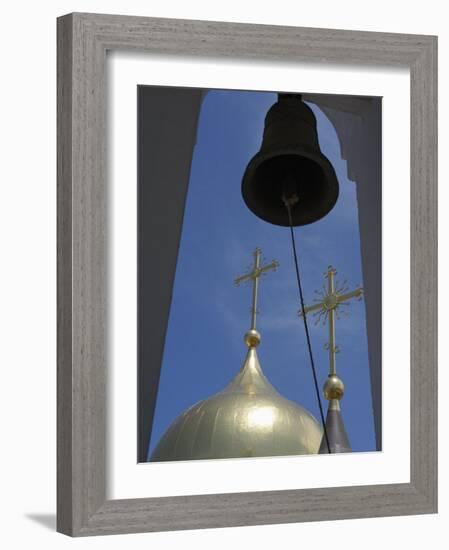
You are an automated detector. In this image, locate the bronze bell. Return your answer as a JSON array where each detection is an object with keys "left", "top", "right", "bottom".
[{"left": 241, "top": 94, "right": 339, "bottom": 227}]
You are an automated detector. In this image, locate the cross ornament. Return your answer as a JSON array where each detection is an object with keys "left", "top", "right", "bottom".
[
  {"left": 299, "top": 266, "right": 363, "bottom": 376},
  {"left": 234, "top": 248, "right": 279, "bottom": 330}
]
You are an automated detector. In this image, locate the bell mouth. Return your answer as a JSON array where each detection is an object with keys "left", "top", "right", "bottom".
[{"left": 241, "top": 151, "right": 339, "bottom": 227}]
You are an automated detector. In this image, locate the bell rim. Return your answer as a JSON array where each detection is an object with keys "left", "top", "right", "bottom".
[{"left": 241, "top": 146, "right": 339, "bottom": 227}]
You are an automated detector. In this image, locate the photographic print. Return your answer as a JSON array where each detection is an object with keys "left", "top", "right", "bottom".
[
  {"left": 138, "top": 86, "right": 381, "bottom": 463},
  {"left": 57, "top": 14, "right": 437, "bottom": 535}
]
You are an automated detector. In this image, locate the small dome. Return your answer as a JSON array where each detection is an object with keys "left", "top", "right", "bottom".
[{"left": 150, "top": 346, "right": 322, "bottom": 461}]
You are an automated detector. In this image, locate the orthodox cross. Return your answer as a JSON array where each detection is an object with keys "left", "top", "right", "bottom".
[
  {"left": 299, "top": 266, "right": 363, "bottom": 376},
  {"left": 234, "top": 248, "right": 279, "bottom": 330}
]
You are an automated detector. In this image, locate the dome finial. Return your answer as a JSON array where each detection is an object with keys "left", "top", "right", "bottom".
[
  {"left": 234, "top": 247, "right": 279, "bottom": 345},
  {"left": 244, "top": 328, "right": 261, "bottom": 348},
  {"left": 299, "top": 265, "right": 364, "bottom": 453},
  {"left": 298, "top": 265, "right": 363, "bottom": 397}
]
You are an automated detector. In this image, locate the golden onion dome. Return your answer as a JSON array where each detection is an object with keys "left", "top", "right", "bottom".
[{"left": 150, "top": 329, "right": 323, "bottom": 462}]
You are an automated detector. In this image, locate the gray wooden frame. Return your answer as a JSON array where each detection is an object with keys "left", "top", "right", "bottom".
[{"left": 57, "top": 12, "right": 438, "bottom": 537}]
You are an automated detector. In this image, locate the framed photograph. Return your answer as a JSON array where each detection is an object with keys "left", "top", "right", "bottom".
[{"left": 57, "top": 12, "right": 437, "bottom": 536}]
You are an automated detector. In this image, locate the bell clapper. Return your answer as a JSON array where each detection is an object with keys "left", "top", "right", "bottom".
[
  {"left": 281, "top": 171, "right": 300, "bottom": 211},
  {"left": 282, "top": 191, "right": 300, "bottom": 209}
]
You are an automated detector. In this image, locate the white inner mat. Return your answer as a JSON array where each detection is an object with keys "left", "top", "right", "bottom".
[{"left": 107, "top": 51, "right": 410, "bottom": 499}]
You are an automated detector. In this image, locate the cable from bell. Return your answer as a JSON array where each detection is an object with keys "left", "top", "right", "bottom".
[{"left": 282, "top": 192, "right": 331, "bottom": 454}]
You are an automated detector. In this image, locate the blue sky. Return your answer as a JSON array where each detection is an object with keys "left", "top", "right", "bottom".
[{"left": 147, "top": 89, "right": 376, "bottom": 458}]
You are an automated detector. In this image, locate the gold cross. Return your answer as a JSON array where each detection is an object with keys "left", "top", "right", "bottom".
[
  {"left": 234, "top": 248, "right": 279, "bottom": 330},
  {"left": 299, "top": 266, "right": 363, "bottom": 376}
]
